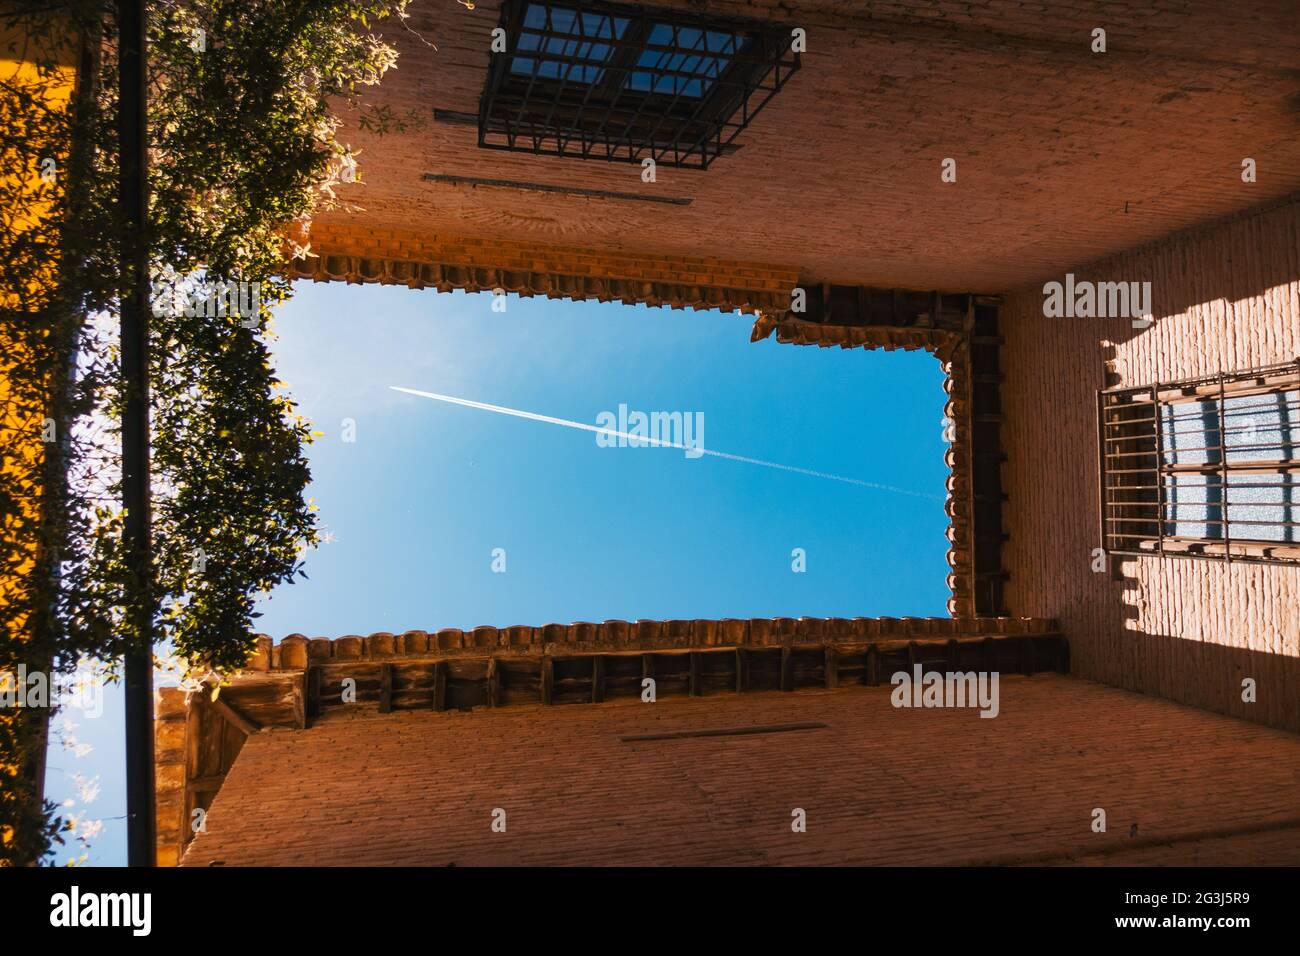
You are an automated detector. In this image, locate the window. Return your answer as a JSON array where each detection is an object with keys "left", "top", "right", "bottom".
[
  {"left": 1099, "top": 362, "right": 1300, "bottom": 563},
  {"left": 478, "top": 0, "right": 800, "bottom": 169}
]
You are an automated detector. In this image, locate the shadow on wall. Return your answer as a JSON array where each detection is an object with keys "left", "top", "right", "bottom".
[
  {"left": 1001, "top": 196, "right": 1300, "bottom": 735},
  {"left": 1032, "top": 193, "right": 1300, "bottom": 357},
  {"left": 1103, "top": 559, "right": 1300, "bottom": 733}
]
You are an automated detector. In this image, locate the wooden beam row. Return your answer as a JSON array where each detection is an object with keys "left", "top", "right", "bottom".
[
  {"left": 250, "top": 615, "right": 1056, "bottom": 671},
  {"left": 301, "top": 634, "right": 1068, "bottom": 721}
]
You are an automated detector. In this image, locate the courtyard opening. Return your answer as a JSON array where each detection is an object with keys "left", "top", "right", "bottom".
[{"left": 255, "top": 280, "right": 954, "bottom": 638}]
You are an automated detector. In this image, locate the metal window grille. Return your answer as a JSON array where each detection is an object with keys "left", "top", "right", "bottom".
[
  {"left": 478, "top": 0, "right": 800, "bottom": 169},
  {"left": 1098, "top": 360, "right": 1300, "bottom": 564}
]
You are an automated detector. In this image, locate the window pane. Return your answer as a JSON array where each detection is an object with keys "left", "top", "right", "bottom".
[
  {"left": 627, "top": 22, "right": 740, "bottom": 97},
  {"left": 1169, "top": 471, "right": 1300, "bottom": 544},
  {"left": 1164, "top": 472, "right": 1224, "bottom": 540},
  {"left": 510, "top": 3, "right": 628, "bottom": 85},
  {"left": 1161, "top": 398, "right": 1220, "bottom": 468},
  {"left": 1160, "top": 389, "right": 1299, "bottom": 541},
  {"left": 1226, "top": 472, "right": 1300, "bottom": 542},
  {"left": 1223, "top": 389, "right": 1299, "bottom": 463}
]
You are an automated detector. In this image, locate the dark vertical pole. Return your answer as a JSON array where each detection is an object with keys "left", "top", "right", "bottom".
[
  {"left": 118, "top": 0, "right": 154, "bottom": 867},
  {"left": 1153, "top": 384, "right": 1166, "bottom": 555},
  {"left": 1215, "top": 373, "right": 1230, "bottom": 563},
  {"left": 1096, "top": 390, "right": 1108, "bottom": 560}
]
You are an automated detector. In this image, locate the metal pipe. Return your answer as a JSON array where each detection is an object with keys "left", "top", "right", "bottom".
[{"left": 118, "top": 0, "right": 155, "bottom": 867}]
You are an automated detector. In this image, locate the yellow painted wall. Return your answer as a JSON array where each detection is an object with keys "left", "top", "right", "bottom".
[{"left": 0, "top": 21, "right": 78, "bottom": 860}]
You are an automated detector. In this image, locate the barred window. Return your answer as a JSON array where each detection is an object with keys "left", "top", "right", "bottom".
[
  {"left": 1099, "top": 362, "right": 1300, "bottom": 563},
  {"left": 478, "top": 0, "right": 800, "bottom": 168}
]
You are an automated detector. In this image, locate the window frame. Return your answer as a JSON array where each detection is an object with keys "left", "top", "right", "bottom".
[
  {"left": 477, "top": 0, "right": 801, "bottom": 169},
  {"left": 1097, "top": 360, "right": 1300, "bottom": 565}
]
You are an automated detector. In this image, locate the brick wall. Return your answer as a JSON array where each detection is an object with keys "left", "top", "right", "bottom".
[
  {"left": 308, "top": 0, "right": 1300, "bottom": 292},
  {"left": 179, "top": 675, "right": 1300, "bottom": 866},
  {"left": 1001, "top": 197, "right": 1300, "bottom": 731}
]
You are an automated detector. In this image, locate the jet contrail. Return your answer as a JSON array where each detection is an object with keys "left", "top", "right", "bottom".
[{"left": 389, "top": 385, "right": 942, "bottom": 500}]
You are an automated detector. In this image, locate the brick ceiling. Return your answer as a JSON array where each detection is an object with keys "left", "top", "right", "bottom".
[{"left": 315, "top": 0, "right": 1300, "bottom": 294}]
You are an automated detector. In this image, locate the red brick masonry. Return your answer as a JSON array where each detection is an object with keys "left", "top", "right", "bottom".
[{"left": 181, "top": 673, "right": 1300, "bottom": 866}]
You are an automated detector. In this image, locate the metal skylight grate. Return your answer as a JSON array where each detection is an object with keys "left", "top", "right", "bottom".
[{"left": 479, "top": 0, "right": 800, "bottom": 169}]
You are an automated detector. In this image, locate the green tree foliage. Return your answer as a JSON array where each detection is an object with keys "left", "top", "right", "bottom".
[{"left": 0, "top": 0, "right": 413, "bottom": 864}]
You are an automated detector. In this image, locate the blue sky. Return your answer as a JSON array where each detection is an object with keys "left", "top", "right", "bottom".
[{"left": 48, "top": 278, "right": 952, "bottom": 865}]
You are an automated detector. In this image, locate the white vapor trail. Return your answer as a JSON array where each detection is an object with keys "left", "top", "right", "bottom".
[{"left": 389, "top": 386, "right": 942, "bottom": 500}]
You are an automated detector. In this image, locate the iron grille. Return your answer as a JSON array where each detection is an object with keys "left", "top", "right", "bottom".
[
  {"left": 1098, "top": 361, "right": 1300, "bottom": 564},
  {"left": 478, "top": 0, "right": 800, "bottom": 169}
]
